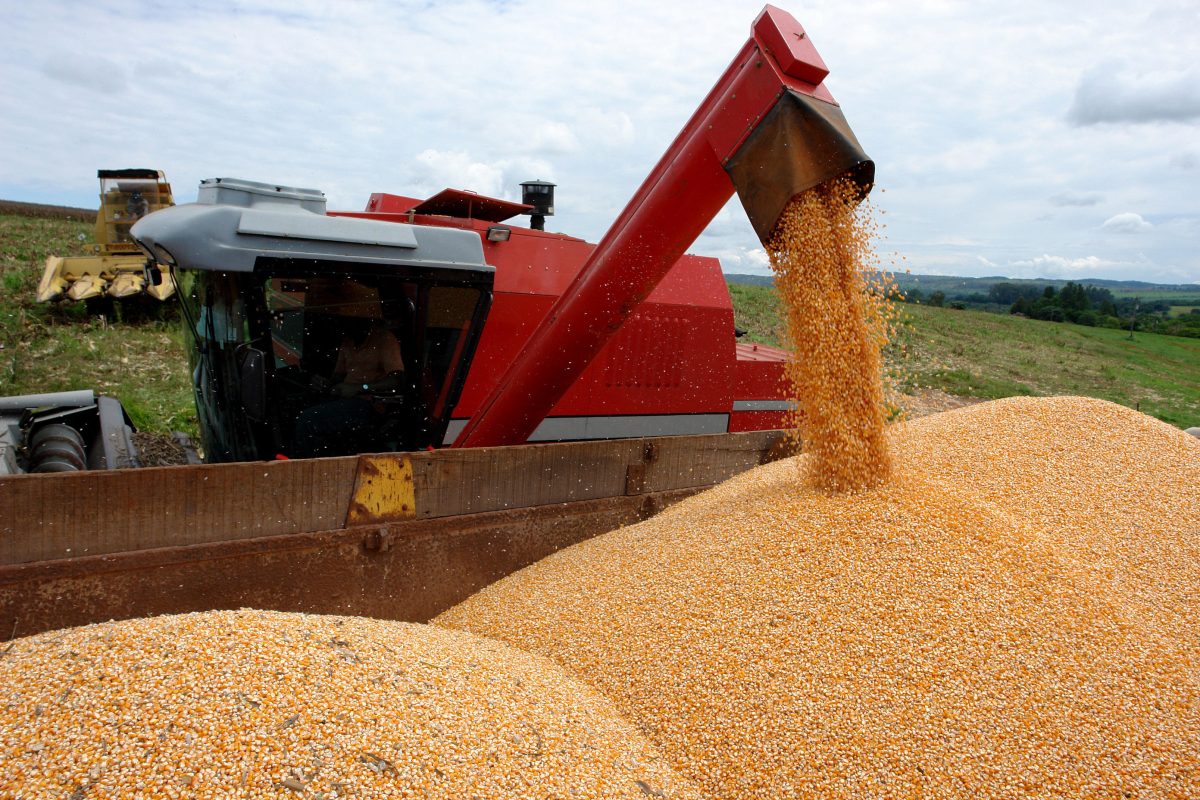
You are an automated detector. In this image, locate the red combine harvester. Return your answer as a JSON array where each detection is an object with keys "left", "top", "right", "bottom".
[
  {"left": 126, "top": 176, "right": 795, "bottom": 464},
  {"left": 342, "top": 186, "right": 795, "bottom": 448},
  {"left": 1, "top": 5, "right": 871, "bottom": 636}
]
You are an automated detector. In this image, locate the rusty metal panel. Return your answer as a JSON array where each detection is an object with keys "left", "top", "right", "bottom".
[
  {"left": 640, "top": 430, "right": 787, "bottom": 493},
  {"left": 405, "top": 430, "right": 787, "bottom": 516},
  {"left": 0, "top": 488, "right": 703, "bottom": 640},
  {"left": 0, "top": 457, "right": 360, "bottom": 565},
  {"left": 407, "top": 437, "right": 645, "bottom": 517},
  {"left": 0, "top": 431, "right": 787, "bottom": 568}
]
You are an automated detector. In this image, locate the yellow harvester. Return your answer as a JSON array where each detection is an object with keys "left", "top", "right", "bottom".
[{"left": 37, "top": 169, "right": 174, "bottom": 303}]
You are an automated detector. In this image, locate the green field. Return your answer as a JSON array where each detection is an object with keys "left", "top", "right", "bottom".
[
  {"left": 730, "top": 282, "right": 1200, "bottom": 429},
  {"left": 1109, "top": 289, "right": 1200, "bottom": 303},
  {"left": 0, "top": 213, "right": 196, "bottom": 436},
  {"left": 2, "top": 211, "right": 1198, "bottom": 435},
  {"left": 729, "top": 283, "right": 785, "bottom": 347}
]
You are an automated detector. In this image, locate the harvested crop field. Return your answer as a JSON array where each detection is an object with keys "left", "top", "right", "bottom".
[
  {"left": 438, "top": 396, "right": 1200, "bottom": 798},
  {"left": 0, "top": 199, "right": 94, "bottom": 222},
  {"left": 0, "top": 610, "right": 699, "bottom": 800}
]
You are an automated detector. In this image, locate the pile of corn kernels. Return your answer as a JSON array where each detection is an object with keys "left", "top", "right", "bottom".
[
  {"left": 0, "top": 610, "right": 699, "bottom": 799},
  {"left": 438, "top": 397, "right": 1200, "bottom": 798}
]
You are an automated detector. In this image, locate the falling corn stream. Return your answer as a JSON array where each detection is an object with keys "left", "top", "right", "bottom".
[{"left": 768, "top": 176, "right": 893, "bottom": 492}]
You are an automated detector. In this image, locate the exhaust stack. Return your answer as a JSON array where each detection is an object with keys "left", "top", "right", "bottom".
[
  {"left": 454, "top": 5, "right": 872, "bottom": 448},
  {"left": 521, "top": 180, "right": 556, "bottom": 231}
]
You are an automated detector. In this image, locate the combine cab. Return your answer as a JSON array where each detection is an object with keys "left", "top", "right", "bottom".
[
  {"left": 37, "top": 169, "right": 174, "bottom": 303},
  {"left": 132, "top": 178, "right": 495, "bottom": 462}
]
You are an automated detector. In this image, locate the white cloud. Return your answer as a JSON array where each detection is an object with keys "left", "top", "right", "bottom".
[
  {"left": 410, "top": 150, "right": 502, "bottom": 197},
  {"left": 1101, "top": 212, "right": 1152, "bottom": 233},
  {"left": 1048, "top": 191, "right": 1103, "bottom": 207},
  {"left": 2, "top": 0, "right": 1199, "bottom": 285},
  {"left": 42, "top": 54, "right": 128, "bottom": 94},
  {"left": 1000, "top": 254, "right": 1182, "bottom": 281},
  {"left": 529, "top": 122, "right": 579, "bottom": 155},
  {"left": 1169, "top": 152, "right": 1199, "bottom": 170},
  {"left": 577, "top": 110, "right": 636, "bottom": 147},
  {"left": 707, "top": 245, "right": 772, "bottom": 275},
  {"left": 485, "top": 118, "right": 582, "bottom": 157},
  {"left": 1068, "top": 64, "right": 1200, "bottom": 126},
  {"left": 407, "top": 150, "right": 553, "bottom": 200},
  {"left": 746, "top": 248, "right": 770, "bottom": 268},
  {"left": 1010, "top": 255, "right": 1109, "bottom": 275}
]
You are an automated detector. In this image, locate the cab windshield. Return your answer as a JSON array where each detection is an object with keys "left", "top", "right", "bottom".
[
  {"left": 264, "top": 273, "right": 486, "bottom": 457},
  {"left": 178, "top": 262, "right": 490, "bottom": 462}
]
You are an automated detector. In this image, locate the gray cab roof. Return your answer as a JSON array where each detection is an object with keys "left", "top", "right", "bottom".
[{"left": 131, "top": 177, "right": 493, "bottom": 275}]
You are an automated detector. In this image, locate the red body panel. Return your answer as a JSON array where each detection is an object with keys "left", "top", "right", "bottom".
[
  {"left": 728, "top": 410, "right": 788, "bottom": 433},
  {"left": 733, "top": 342, "right": 789, "bottom": 397},
  {"left": 331, "top": 209, "right": 773, "bottom": 436},
  {"left": 729, "top": 341, "right": 791, "bottom": 432}
]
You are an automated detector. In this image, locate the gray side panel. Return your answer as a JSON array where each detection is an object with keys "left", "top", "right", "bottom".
[
  {"left": 732, "top": 400, "right": 796, "bottom": 412},
  {"left": 91, "top": 396, "right": 140, "bottom": 470},
  {"left": 132, "top": 203, "right": 492, "bottom": 274},
  {"left": 238, "top": 210, "right": 419, "bottom": 248},
  {"left": 443, "top": 414, "right": 730, "bottom": 445},
  {"left": 0, "top": 391, "right": 96, "bottom": 414}
]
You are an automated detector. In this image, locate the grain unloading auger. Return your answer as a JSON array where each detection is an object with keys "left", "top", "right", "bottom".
[
  {"left": 0, "top": 6, "right": 871, "bottom": 638},
  {"left": 455, "top": 5, "right": 873, "bottom": 447}
]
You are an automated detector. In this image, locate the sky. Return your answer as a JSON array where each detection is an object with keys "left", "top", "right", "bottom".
[{"left": 2, "top": 0, "right": 1198, "bottom": 284}]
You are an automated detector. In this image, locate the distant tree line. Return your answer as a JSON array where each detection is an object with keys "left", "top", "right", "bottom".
[{"left": 901, "top": 281, "right": 1200, "bottom": 339}]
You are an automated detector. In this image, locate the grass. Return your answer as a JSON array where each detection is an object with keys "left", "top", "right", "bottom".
[
  {"left": 1109, "top": 289, "right": 1200, "bottom": 302},
  {"left": 729, "top": 282, "right": 1200, "bottom": 429},
  {"left": 0, "top": 213, "right": 196, "bottom": 436},
  {"left": 729, "top": 283, "right": 785, "bottom": 347},
  {"left": 894, "top": 304, "right": 1200, "bottom": 427}
]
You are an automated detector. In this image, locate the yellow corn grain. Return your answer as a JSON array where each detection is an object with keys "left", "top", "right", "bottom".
[
  {"left": 768, "top": 178, "right": 896, "bottom": 492},
  {"left": 438, "top": 396, "right": 1200, "bottom": 798},
  {"left": 0, "top": 610, "right": 700, "bottom": 799}
]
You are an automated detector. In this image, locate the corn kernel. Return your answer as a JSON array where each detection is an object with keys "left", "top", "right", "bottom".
[
  {"left": 438, "top": 396, "right": 1200, "bottom": 798},
  {"left": 0, "top": 610, "right": 700, "bottom": 799}
]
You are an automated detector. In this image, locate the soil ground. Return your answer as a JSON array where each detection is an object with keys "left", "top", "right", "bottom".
[{"left": 898, "top": 388, "right": 983, "bottom": 418}]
